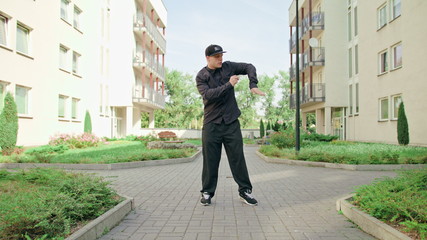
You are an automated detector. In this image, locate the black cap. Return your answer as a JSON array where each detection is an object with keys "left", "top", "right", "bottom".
[{"left": 205, "top": 44, "right": 226, "bottom": 56}]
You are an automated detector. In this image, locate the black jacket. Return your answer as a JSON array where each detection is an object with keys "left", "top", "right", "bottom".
[{"left": 196, "top": 61, "right": 259, "bottom": 125}]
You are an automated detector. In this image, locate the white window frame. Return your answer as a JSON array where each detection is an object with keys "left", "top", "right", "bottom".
[
  {"left": 72, "top": 51, "right": 81, "bottom": 75},
  {"left": 71, "top": 98, "right": 79, "bottom": 120},
  {"left": 0, "top": 13, "right": 9, "bottom": 47},
  {"left": 378, "top": 4, "right": 387, "bottom": 29},
  {"left": 0, "top": 81, "right": 7, "bottom": 111},
  {"left": 391, "top": 95, "right": 402, "bottom": 120},
  {"left": 61, "top": 0, "right": 70, "bottom": 22},
  {"left": 58, "top": 95, "right": 68, "bottom": 118},
  {"left": 15, "top": 85, "right": 30, "bottom": 116},
  {"left": 391, "top": 0, "right": 401, "bottom": 20},
  {"left": 355, "top": 83, "right": 359, "bottom": 114},
  {"left": 348, "top": 48, "right": 353, "bottom": 78},
  {"left": 379, "top": 97, "right": 389, "bottom": 121},
  {"left": 355, "top": 44, "right": 359, "bottom": 75},
  {"left": 392, "top": 43, "right": 402, "bottom": 70},
  {"left": 354, "top": 6, "right": 358, "bottom": 37},
  {"left": 73, "top": 6, "right": 82, "bottom": 30},
  {"left": 16, "top": 23, "right": 31, "bottom": 55},
  {"left": 349, "top": 85, "right": 353, "bottom": 115},
  {"left": 59, "top": 44, "right": 69, "bottom": 71},
  {"left": 379, "top": 49, "right": 388, "bottom": 75}
]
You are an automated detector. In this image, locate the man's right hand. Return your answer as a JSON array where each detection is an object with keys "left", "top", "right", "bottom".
[{"left": 229, "top": 75, "right": 239, "bottom": 86}]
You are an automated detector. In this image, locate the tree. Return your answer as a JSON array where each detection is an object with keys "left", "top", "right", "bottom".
[
  {"left": 397, "top": 102, "right": 409, "bottom": 145},
  {"left": 84, "top": 111, "right": 92, "bottom": 133},
  {"left": 0, "top": 93, "right": 18, "bottom": 155},
  {"left": 260, "top": 119, "right": 265, "bottom": 138},
  {"left": 234, "top": 77, "right": 259, "bottom": 128},
  {"left": 154, "top": 69, "right": 203, "bottom": 128}
]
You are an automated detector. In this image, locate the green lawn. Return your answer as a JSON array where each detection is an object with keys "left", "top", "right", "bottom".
[
  {"left": 0, "top": 141, "right": 198, "bottom": 164},
  {"left": 259, "top": 141, "right": 427, "bottom": 164}
]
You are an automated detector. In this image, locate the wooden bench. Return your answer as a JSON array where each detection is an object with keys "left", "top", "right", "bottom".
[{"left": 157, "top": 131, "right": 184, "bottom": 143}]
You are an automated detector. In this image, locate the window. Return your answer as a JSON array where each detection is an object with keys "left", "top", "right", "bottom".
[
  {"left": 72, "top": 51, "right": 80, "bottom": 74},
  {"left": 392, "top": 43, "right": 402, "bottom": 69},
  {"left": 354, "top": 7, "right": 358, "bottom": 36},
  {"left": 0, "top": 82, "right": 5, "bottom": 111},
  {"left": 71, "top": 98, "right": 79, "bottom": 119},
  {"left": 379, "top": 50, "right": 388, "bottom": 74},
  {"left": 15, "top": 85, "right": 29, "bottom": 115},
  {"left": 355, "top": 83, "right": 359, "bottom": 114},
  {"left": 58, "top": 95, "right": 68, "bottom": 118},
  {"left": 391, "top": 0, "right": 401, "bottom": 20},
  {"left": 61, "top": 0, "right": 69, "bottom": 21},
  {"left": 16, "top": 24, "right": 30, "bottom": 55},
  {"left": 73, "top": 6, "right": 81, "bottom": 30},
  {"left": 379, "top": 97, "right": 389, "bottom": 121},
  {"left": 355, "top": 45, "right": 359, "bottom": 74},
  {"left": 347, "top": 10, "right": 352, "bottom": 41},
  {"left": 378, "top": 4, "right": 387, "bottom": 29},
  {"left": 392, "top": 95, "right": 402, "bottom": 120},
  {"left": 59, "top": 45, "right": 68, "bottom": 70},
  {"left": 348, "top": 48, "right": 353, "bottom": 77},
  {"left": 0, "top": 14, "right": 8, "bottom": 46},
  {"left": 349, "top": 85, "right": 353, "bottom": 115}
]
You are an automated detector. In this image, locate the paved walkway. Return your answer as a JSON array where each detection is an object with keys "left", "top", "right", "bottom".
[{"left": 88, "top": 146, "right": 396, "bottom": 240}]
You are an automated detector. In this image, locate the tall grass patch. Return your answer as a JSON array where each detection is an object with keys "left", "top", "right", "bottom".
[
  {"left": 0, "top": 168, "right": 121, "bottom": 239},
  {"left": 352, "top": 169, "right": 427, "bottom": 239}
]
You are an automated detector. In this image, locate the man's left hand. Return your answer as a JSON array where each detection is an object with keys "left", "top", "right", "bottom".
[{"left": 250, "top": 88, "right": 266, "bottom": 96}]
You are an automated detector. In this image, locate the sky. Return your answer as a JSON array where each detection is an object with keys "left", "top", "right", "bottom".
[{"left": 162, "top": 0, "right": 293, "bottom": 77}]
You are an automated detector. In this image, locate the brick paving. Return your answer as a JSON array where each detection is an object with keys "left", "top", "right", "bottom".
[{"left": 88, "top": 146, "right": 396, "bottom": 240}]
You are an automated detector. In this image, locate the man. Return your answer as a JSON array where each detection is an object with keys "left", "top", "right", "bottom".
[{"left": 196, "top": 44, "right": 265, "bottom": 206}]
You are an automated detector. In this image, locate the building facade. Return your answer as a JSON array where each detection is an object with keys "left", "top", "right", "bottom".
[
  {"left": 289, "top": 0, "right": 427, "bottom": 146},
  {"left": 0, "top": 0, "right": 167, "bottom": 146}
]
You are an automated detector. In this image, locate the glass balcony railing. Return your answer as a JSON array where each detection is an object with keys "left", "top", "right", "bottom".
[
  {"left": 302, "top": 47, "right": 325, "bottom": 70},
  {"left": 133, "top": 84, "right": 165, "bottom": 108},
  {"left": 302, "top": 12, "right": 325, "bottom": 36},
  {"left": 133, "top": 13, "right": 166, "bottom": 53},
  {"left": 290, "top": 83, "right": 325, "bottom": 109},
  {"left": 133, "top": 49, "right": 165, "bottom": 80}
]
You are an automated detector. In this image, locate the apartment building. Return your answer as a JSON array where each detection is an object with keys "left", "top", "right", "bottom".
[
  {"left": 289, "top": 0, "right": 427, "bottom": 146},
  {"left": 0, "top": 0, "right": 167, "bottom": 146}
]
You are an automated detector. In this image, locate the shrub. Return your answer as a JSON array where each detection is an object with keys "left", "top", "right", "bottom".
[
  {"left": 397, "top": 102, "right": 409, "bottom": 145},
  {"left": 84, "top": 111, "right": 92, "bottom": 133},
  {"left": 147, "top": 141, "right": 197, "bottom": 150},
  {"left": 270, "top": 128, "right": 295, "bottom": 149},
  {"left": 0, "top": 93, "right": 19, "bottom": 155},
  {"left": 260, "top": 119, "right": 265, "bottom": 138},
  {"left": 302, "top": 132, "right": 339, "bottom": 142},
  {"left": 49, "top": 133, "right": 105, "bottom": 149}
]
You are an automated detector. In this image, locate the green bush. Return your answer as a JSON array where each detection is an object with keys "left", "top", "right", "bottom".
[
  {"left": 352, "top": 169, "right": 427, "bottom": 239},
  {"left": 0, "top": 168, "right": 120, "bottom": 239},
  {"left": 397, "top": 102, "right": 409, "bottom": 145},
  {"left": 49, "top": 133, "right": 105, "bottom": 149},
  {"left": 270, "top": 128, "right": 295, "bottom": 149},
  {"left": 260, "top": 119, "right": 265, "bottom": 138},
  {"left": 302, "top": 132, "right": 339, "bottom": 142},
  {"left": 84, "top": 111, "right": 92, "bottom": 133},
  {"left": 0, "top": 93, "right": 19, "bottom": 155}
]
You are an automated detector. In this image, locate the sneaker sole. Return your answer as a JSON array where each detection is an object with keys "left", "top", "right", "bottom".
[
  {"left": 239, "top": 196, "right": 258, "bottom": 206},
  {"left": 200, "top": 202, "right": 211, "bottom": 206}
]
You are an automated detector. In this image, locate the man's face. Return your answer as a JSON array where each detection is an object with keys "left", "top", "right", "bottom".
[{"left": 206, "top": 53, "right": 223, "bottom": 69}]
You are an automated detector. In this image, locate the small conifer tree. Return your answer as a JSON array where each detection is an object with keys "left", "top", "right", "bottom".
[
  {"left": 84, "top": 111, "right": 92, "bottom": 133},
  {"left": 260, "top": 119, "right": 265, "bottom": 138},
  {"left": 0, "top": 93, "right": 19, "bottom": 155},
  {"left": 397, "top": 102, "right": 409, "bottom": 145}
]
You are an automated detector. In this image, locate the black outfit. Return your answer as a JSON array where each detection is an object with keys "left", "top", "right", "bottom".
[{"left": 196, "top": 61, "right": 259, "bottom": 197}]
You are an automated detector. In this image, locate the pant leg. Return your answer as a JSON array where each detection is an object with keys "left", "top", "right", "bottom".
[
  {"left": 201, "top": 122, "right": 222, "bottom": 197},
  {"left": 222, "top": 120, "right": 253, "bottom": 193}
]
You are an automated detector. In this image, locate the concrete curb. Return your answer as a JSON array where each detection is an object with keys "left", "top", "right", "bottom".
[
  {"left": 256, "top": 150, "right": 427, "bottom": 171},
  {"left": 0, "top": 149, "right": 201, "bottom": 170},
  {"left": 336, "top": 195, "right": 411, "bottom": 240},
  {"left": 66, "top": 195, "right": 134, "bottom": 240}
]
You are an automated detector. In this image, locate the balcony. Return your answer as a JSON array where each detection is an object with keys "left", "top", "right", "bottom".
[
  {"left": 302, "top": 47, "right": 325, "bottom": 71},
  {"left": 133, "top": 13, "right": 166, "bottom": 53},
  {"left": 290, "top": 83, "right": 325, "bottom": 109},
  {"left": 301, "top": 12, "right": 325, "bottom": 38},
  {"left": 133, "top": 84, "right": 165, "bottom": 109},
  {"left": 289, "top": 27, "right": 301, "bottom": 54},
  {"left": 133, "top": 49, "right": 166, "bottom": 80}
]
